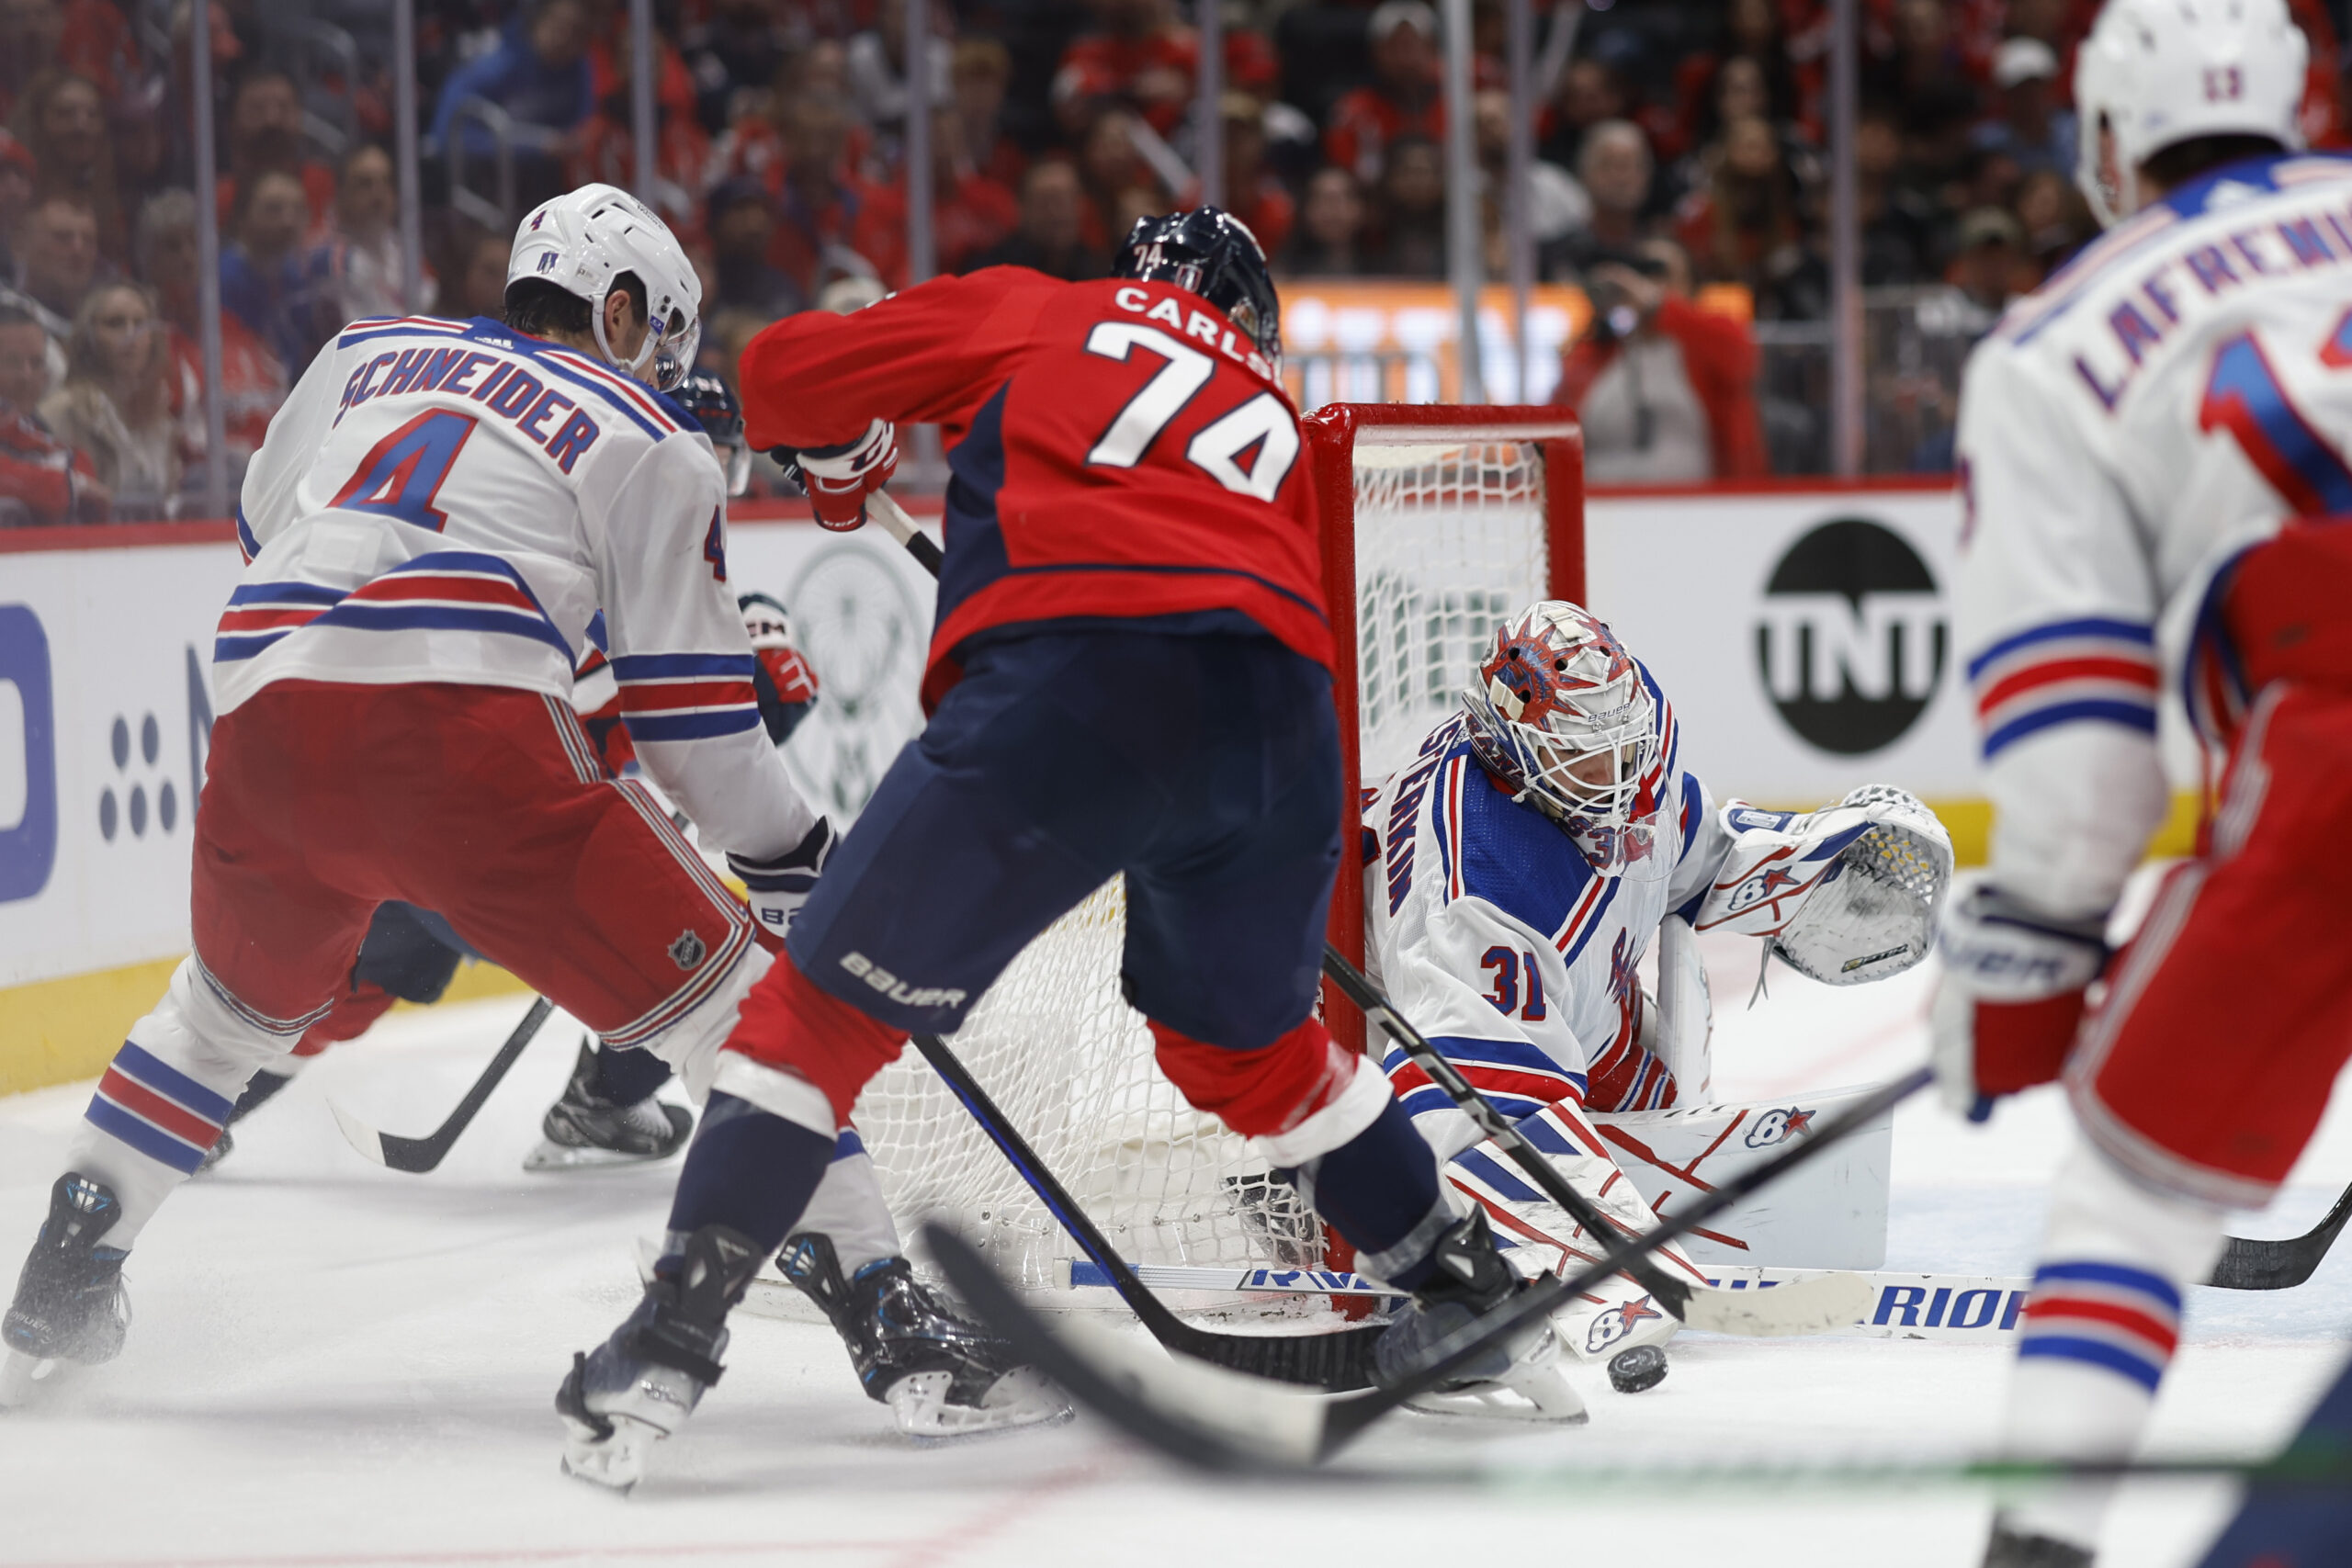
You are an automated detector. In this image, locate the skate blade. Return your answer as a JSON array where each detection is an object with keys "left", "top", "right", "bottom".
[
  {"left": 0, "top": 1349, "right": 62, "bottom": 1411},
  {"left": 886, "top": 1368, "right": 1075, "bottom": 1439},
  {"left": 1403, "top": 1364, "right": 1589, "bottom": 1425},
  {"left": 523, "top": 1141, "right": 674, "bottom": 1173},
  {"left": 560, "top": 1411, "right": 664, "bottom": 1491}
]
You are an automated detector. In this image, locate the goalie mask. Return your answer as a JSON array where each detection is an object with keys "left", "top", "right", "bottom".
[{"left": 1462, "top": 601, "right": 1663, "bottom": 876}]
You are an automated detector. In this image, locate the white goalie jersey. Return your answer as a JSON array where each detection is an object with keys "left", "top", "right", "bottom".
[
  {"left": 1954, "top": 151, "right": 2352, "bottom": 921},
  {"left": 219, "top": 313, "right": 810, "bottom": 861}
]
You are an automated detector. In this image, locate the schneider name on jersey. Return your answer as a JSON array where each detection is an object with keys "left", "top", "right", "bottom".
[
  {"left": 221, "top": 313, "right": 808, "bottom": 863},
  {"left": 1955, "top": 151, "right": 2352, "bottom": 922}
]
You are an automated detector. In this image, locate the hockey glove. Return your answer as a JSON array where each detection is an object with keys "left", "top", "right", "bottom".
[
  {"left": 1930, "top": 885, "right": 2108, "bottom": 1122},
  {"left": 729, "top": 818, "right": 834, "bottom": 935},
  {"left": 793, "top": 419, "right": 899, "bottom": 531}
]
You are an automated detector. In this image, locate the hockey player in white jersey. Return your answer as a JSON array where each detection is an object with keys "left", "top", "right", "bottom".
[
  {"left": 1940, "top": 2, "right": 2352, "bottom": 1562},
  {"left": 0, "top": 185, "right": 842, "bottom": 1394},
  {"left": 1363, "top": 600, "right": 1951, "bottom": 1393}
]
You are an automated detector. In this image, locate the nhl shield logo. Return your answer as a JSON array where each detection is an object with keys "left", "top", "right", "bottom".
[{"left": 668, "top": 929, "right": 708, "bottom": 971}]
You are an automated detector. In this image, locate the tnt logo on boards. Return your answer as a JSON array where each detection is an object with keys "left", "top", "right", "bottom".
[{"left": 1754, "top": 518, "right": 1946, "bottom": 756}]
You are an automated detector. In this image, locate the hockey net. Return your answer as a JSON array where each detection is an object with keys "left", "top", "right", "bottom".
[{"left": 850, "top": 406, "right": 1583, "bottom": 1294}]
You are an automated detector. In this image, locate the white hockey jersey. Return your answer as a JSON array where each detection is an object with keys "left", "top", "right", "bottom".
[
  {"left": 1362, "top": 663, "right": 1735, "bottom": 1159},
  {"left": 216, "top": 313, "right": 810, "bottom": 860},
  {"left": 1953, "top": 151, "right": 2352, "bottom": 919}
]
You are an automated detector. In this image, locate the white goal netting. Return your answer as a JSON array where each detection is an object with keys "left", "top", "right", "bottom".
[{"left": 850, "top": 423, "right": 1566, "bottom": 1293}]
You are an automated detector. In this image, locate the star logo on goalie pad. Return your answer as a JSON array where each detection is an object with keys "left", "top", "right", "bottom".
[
  {"left": 1585, "top": 1294, "right": 1666, "bottom": 1354},
  {"left": 1781, "top": 1106, "right": 1815, "bottom": 1137}
]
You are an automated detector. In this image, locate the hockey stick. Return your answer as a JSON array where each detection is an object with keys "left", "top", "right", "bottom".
[
  {"left": 929, "top": 1063, "right": 1935, "bottom": 1471},
  {"left": 329, "top": 996, "right": 555, "bottom": 1173},
  {"left": 1319, "top": 945, "right": 1871, "bottom": 1337},
  {"left": 2210, "top": 1179, "right": 2352, "bottom": 1290},
  {"left": 908, "top": 1031, "right": 1385, "bottom": 1389}
]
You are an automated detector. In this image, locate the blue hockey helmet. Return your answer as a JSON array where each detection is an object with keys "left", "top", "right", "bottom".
[
  {"left": 1113, "top": 207, "right": 1283, "bottom": 368},
  {"left": 673, "top": 369, "right": 750, "bottom": 496}
]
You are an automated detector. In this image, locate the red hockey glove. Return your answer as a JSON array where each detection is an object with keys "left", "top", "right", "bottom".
[
  {"left": 1931, "top": 886, "right": 2108, "bottom": 1122},
  {"left": 794, "top": 419, "right": 899, "bottom": 531},
  {"left": 757, "top": 645, "right": 819, "bottom": 706}
]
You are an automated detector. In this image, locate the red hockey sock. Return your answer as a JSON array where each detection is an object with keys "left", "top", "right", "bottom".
[{"left": 725, "top": 951, "right": 910, "bottom": 1125}]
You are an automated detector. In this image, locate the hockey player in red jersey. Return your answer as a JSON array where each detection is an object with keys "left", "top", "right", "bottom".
[
  {"left": 1939, "top": 2, "right": 2352, "bottom": 1562},
  {"left": 0, "top": 185, "right": 841, "bottom": 1397},
  {"left": 557, "top": 210, "right": 1559, "bottom": 1484}
]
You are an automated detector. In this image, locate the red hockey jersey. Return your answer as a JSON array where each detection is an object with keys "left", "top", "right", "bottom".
[{"left": 738, "top": 267, "right": 1329, "bottom": 705}]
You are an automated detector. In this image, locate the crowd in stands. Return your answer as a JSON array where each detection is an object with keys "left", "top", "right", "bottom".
[{"left": 6, "top": 0, "right": 2352, "bottom": 518}]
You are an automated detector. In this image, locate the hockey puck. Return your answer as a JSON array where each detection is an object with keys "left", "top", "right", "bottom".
[{"left": 1608, "top": 1344, "right": 1668, "bottom": 1393}]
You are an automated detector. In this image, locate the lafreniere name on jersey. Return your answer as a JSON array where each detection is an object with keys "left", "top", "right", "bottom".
[
  {"left": 2066, "top": 179, "right": 2352, "bottom": 412},
  {"left": 1109, "top": 284, "right": 1278, "bottom": 382},
  {"left": 333, "top": 344, "right": 604, "bottom": 472}
]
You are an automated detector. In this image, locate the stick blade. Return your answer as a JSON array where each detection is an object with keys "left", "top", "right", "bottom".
[
  {"left": 923, "top": 1224, "right": 1333, "bottom": 1472},
  {"left": 326, "top": 1100, "right": 443, "bottom": 1174},
  {"left": 1679, "top": 1270, "right": 1874, "bottom": 1337}
]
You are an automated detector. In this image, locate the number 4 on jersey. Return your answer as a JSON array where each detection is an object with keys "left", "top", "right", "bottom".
[
  {"left": 330, "top": 409, "right": 480, "bottom": 532},
  {"left": 1082, "top": 321, "right": 1300, "bottom": 502}
]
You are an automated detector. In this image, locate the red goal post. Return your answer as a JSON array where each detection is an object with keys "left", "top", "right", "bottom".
[{"left": 1302, "top": 403, "right": 1586, "bottom": 1054}]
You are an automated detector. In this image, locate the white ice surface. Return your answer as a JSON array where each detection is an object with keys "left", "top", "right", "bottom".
[{"left": 5, "top": 908, "right": 2349, "bottom": 1567}]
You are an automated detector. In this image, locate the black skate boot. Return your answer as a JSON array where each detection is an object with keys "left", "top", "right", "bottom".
[
  {"left": 196, "top": 1069, "right": 294, "bottom": 1174},
  {"left": 557, "top": 1223, "right": 765, "bottom": 1489},
  {"left": 3, "top": 1175, "right": 131, "bottom": 1404},
  {"left": 779, "top": 1232, "right": 1069, "bottom": 1438},
  {"left": 1373, "top": 1208, "right": 1583, "bottom": 1423},
  {"left": 1981, "top": 1517, "right": 2094, "bottom": 1568},
  {"left": 525, "top": 1038, "right": 693, "bottom": 1171}
]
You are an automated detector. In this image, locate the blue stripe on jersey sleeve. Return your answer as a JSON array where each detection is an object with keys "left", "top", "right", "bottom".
[
  {"left": 1983, "top": 698, "right": 2159, "bottom": 759},
  {"left": 116, "top": 1042, "right": 235, "bottom": 1121},
  {"left": 1965, "top": 617, "right": 2154, "bottom": 682},
  {"left": 84, "top": 1097, "right": 208, "bottom": 1173},
  {"left": 610, "top": 651, "right": 758, "bottom": 682},
  {"left": 623, "top": 709, "right": 763, "bottom": 742}
]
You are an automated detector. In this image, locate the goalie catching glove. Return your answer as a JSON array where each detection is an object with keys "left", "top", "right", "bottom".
[
  {"left": 1931, "top": 886, "right": 2109, "bottom": 1122},
  {"left": 780, "top": 419, "right": 899, "bottom": 531},
  {"left": 1695, "top": 784, "right": 1954, "bottom": 986}
]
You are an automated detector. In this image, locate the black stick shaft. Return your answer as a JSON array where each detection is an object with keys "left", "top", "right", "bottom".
[
  {"left": 1320, "top": 942, "right": 1692, "bottom": 1312},
  {"left": 2209, "top": 1181, "right": 2352, "bottom": 1290},
  {"left": 379, "top": 995, "right": 553, "bottom": 1172}
]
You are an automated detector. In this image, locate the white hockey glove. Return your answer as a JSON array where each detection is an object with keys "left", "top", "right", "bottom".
[
  {"left": 1931, "top": 885, "right": 2109, "bottom": 1122},
  {"left": 728, "top": 818, "right": 835, "bottom": 934},
  {"left": 1698, "top": 784, "right": 1953, "bottom": 986},
  {"left": 792, "top": 419, "right": 899, "bottom": 531}
]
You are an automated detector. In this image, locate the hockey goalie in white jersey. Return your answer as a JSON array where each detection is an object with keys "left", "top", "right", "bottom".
[{"left": 1363, "top": 600, "right": 1952, "bottom": 1382}]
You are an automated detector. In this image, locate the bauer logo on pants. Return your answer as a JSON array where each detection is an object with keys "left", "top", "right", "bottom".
[{"left": 1754, "top": 518, "right": 1947, "bottom": 756}]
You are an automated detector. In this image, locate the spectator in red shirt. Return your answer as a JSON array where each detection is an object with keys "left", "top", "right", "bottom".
[
  {"left": 1552, "top": 238, "right": 1765, "bottom": 483},
  {"left": 1053, "top": 0, "right": 1198, "bottom": 141},
  {"left": 1675, "top": 115, "right": 1816, "bottom": 317},
  {"left": 764, "top": 92, "right": 897, "bottom": 299},
  {"left": 0, "top": 299, "right": 104, "bottom": 524},
  {"left": 857, "top": 107, "right": 1020, "bottom": 284},
  {"left": 214, "top": 67, "right": 337, "bottom": 243},
  {"left": 0, "top": 131, "right": 32, "bottom": 277},
  {"left": 707, "top": 177, "right": 806, "bottom": 318},
  {"left": 569, "top": 32, "right": 714, "bottom": 245},
  {"left": 1368, "top": 135, "right": 1445, "bottom": 277},
  {"left": 135, "top": 188, "right": 285, "bottom": 472},
  {"left": 1073, "top": 106, "right": 1163, "bottom": 254},
  {"left": 1326, "top": 0, "right": 1442, "bottom": 188}
]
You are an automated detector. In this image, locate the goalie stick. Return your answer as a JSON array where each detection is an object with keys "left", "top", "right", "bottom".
[
  {"left": 929, "top": 1063, "right": 1933, "bottom": 1470},
  {"left": 328, "top": 996, "right": 554, "bottom": 1173}
]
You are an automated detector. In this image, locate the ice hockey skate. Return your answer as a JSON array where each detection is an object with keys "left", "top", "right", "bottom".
[
  {"left": 1373, "top": 1210, "right": 1583, "bottom": 1423},
  {"left": 525, "top": 1039, "right": 694, "bottom": 1172},
  {"left": 778, "top": 1231, "right": 1069, "bottom": 1438},
  {"left": 2, "top": 1174, "right": 131, "bottom": 1406},
  {"left": 557, "top": 1224, "right": 765, "bottom": 1490}
]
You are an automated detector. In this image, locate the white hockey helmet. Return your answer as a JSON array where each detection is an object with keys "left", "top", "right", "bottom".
[
  {"left": 1462, "top": 600, "right": 1662, "bottom": 875},
  {"left": 508, "top": 183, "right": 703, "bottom": 391},
  {"left": 2074, "top": 0, "right": 2306, "bottom": 228}
]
